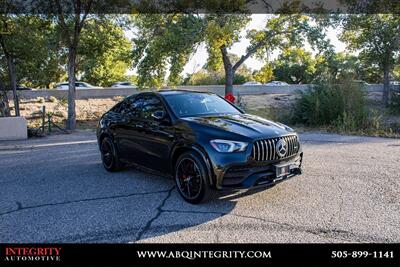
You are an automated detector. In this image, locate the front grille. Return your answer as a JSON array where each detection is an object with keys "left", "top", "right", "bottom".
[{"left": 251, "top": 135, "right": 300, "bottom": 161}]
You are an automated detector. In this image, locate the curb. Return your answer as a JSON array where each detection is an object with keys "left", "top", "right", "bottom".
[{"left": 0, "top": 140, "right": 98, "bottom": 151}]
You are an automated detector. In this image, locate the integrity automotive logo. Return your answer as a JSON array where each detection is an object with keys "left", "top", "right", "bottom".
[{"left": 3, "top": 247, "right": 62, "bottom": 262}]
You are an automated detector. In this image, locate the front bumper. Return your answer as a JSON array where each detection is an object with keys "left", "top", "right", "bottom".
[{"left": 210, "top": 152, "right": 303, "bottom": 190}]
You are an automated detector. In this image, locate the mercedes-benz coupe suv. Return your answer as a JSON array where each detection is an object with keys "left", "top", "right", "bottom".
[{"left": 97, "top": 90, "right": 303, "bottom": 203}]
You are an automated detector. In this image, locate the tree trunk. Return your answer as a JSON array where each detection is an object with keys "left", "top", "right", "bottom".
[
  {"left": 6, "top": 54, "right": 20, "bottom": 116},
  {"left": 66, "top": 46, "right": 77, "bottom": 130},
  {"left": 0, "top": 79, "right": 11, "bottom": 117},
  {"left": 220, "top": 45, "right": 234, "bottom": 95},
  {"left": 225, "top": 67, "right": 234, "bottom": 95},
  {"left": 382, "top": 62, "right": 391, "bottom": 107}
]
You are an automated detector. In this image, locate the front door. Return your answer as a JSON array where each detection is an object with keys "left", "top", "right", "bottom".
[{"left": 135, "top": 95, "right": 175, "bottom": 172}]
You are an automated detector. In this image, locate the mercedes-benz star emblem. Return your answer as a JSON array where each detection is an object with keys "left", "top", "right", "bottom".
[{"left": 276, "top": 139, "right": 287, "bottom": 157}]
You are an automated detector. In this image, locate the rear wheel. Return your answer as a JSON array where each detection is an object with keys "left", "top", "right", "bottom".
[
  {"left": 175, "top": 151, "right": 217, "bottom": 204},
  {"left": 100, "top": 136, "right": 122, "bottom": 172}
]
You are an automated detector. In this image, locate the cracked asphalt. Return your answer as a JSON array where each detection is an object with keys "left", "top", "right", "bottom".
[{"left": 0, "top": 131, "right": 399, "bottom": 243}]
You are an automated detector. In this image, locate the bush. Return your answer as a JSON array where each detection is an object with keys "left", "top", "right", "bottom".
[
  {"left": 291, "top": 78, "right": 370, "bottom": 131},
  {"left": 48, "top": 96, "right": 58, "bottom": 103},
  {"left": 37, "top": 97, "right": 46, "bottom": 103},
  {"left": 184, "top": 71, "right": 221, "bottom": 85},
  {"left": 59, "top": 98, "right": 68, "bottom": 106},
  {"left": 390, "top": 92, "right": 400, "bottom": 114}
]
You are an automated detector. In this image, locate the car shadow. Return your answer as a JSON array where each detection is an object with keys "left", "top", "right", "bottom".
[
  {"left": 122, "top": 165, "right": 272, "bottom": 243},
  {"left": 0, "top": 146, "right": 269, "bottom": 243}
]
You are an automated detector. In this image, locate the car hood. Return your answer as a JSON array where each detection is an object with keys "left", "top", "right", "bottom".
[{"left": 181, "top": 113, "right": 295, "bottom": 139}]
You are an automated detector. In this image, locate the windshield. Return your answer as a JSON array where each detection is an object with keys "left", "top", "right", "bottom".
[{"left": 164, "top": 92, "right": 242, "bottom": 118}]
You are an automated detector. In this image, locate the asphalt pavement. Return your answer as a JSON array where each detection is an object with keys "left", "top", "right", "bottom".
[{"left": 0, "top": 131, "right": 399, "bottom": 243}]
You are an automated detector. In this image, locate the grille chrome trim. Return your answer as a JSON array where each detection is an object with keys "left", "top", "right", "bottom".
[
  {"left": 251, "top": 135, "right": 299, "bottom": 162},
  {"left": 268, "top": 139, "right": 272, "bottom": 160},
  {"left": 256, "top": 141, "right": 260, "bottom": 161},
  {"left": 260, "top": 139, "right": 265, "bottom": 162}
]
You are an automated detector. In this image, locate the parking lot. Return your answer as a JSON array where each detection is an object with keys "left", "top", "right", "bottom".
[{"left": 0, "top": 131, "right": 399, "bottom": 243}]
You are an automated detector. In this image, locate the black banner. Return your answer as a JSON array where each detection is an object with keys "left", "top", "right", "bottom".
[
  {"left": 1, "top": 0, "right": 400, "bottom": 14},
  {"left": 0, "top": 243, "right": 399, "bottom": 266}
]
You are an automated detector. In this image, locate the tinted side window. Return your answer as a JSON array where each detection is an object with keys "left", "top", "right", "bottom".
[
  {"left": 120, "top": 96, "right": 143, "bottom": 117},
  {"left": 141, "top": 95, "right": 165, "bottom": 120}
]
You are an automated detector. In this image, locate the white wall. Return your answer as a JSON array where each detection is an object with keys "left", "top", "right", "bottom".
[{"left": 11, "top": 84, "right": 398, "bottom": 100}]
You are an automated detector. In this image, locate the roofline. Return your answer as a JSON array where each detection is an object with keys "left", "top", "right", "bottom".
[{"left": 157, "top": 89, "right": 216, "bottom": 94}]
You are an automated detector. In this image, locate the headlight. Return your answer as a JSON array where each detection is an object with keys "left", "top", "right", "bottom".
[{"left": 210, "top": 139, "right": 248, "bottom": 153}]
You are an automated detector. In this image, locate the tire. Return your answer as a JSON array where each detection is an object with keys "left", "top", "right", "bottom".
[
  {"left": 174, "top": 151, "right": 218, "bottom": 204},
  {"left": 100, "top": 136, "right": 122, "bottom": 172}
]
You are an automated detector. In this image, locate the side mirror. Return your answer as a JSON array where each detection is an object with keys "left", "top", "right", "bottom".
[{"left": 151, "top": 110, "right": 166, "bottom": 120}]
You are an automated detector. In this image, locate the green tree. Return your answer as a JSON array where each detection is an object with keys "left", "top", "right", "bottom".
[
  {"left": 0, "top": 14, "right": 133, "bottom": 90},
  {"left": 313, "top": 51, "right": 382, "bottom": 83},
  {"left": 4, "top": 16, "right": 64, "bottom": 89},
  {"left": 0, "top": 13, "right": 63, "bottom": 114},
  {"left": 52, "top": 2, "right": 130, "bottom": 129},
  {"left": 184, "top": 52, "right": 253, "bottom": 86},
  {"left": 339, "top": 14, "right": 400, "bottom": 106},
  {"left": 132, "top": 14, "right": 204, "bottom": 89},
  {"left": 204, "top": 12, "right": 329, "bottom": 93},
  {"left": 184, "top": 70, "right": 221, "bottom": 86},
  {"left": 77, "top": 19, "right": 132, "bottom": 86},
  {"left": 132, "top": 8, "right": 328, "bottom": 95},
  {"left": 272, "top": 47, "right": 316, "bottom": 84},
  {"left": 0, "top": 14, "right": 22, "bottom": 116},
  {"left": 54, "top": 0, "right": 95, "bottom": 130},
  {"left": 253, "top": 64, "right": 274, "bottom": 84}
]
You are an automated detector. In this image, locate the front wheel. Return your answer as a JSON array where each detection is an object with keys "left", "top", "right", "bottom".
[{"left": 174, "top": 151, "right": 217, "bottom": 204}]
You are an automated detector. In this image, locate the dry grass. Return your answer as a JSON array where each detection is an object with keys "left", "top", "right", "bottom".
[{"left": 13, "top": 97, "right": 120, "bottom": 131}]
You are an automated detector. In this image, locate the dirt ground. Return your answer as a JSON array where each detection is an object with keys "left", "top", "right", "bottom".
[{"left": 240, "top": 93, "right": 300, "bottom": 109}]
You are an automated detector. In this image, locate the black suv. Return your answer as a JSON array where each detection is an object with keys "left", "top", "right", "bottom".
[{"left": 97, "top": 90, "right": 303, "bottom": 203}]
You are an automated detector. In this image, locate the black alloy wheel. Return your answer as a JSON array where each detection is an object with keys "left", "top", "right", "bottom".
[{"left": 175, "top": 151, "right": 216, "bottom": 204}]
